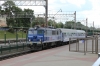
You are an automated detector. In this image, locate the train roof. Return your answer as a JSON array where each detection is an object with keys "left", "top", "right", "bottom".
[
  {"left": 57, "top": 28, "right": 85, "bottom": 33},
  {"left": 57, "top": 28, "right": 75, "bottom": 33},
  {"left": 76, "top": 30, "right": 85, "bottom": 33}
]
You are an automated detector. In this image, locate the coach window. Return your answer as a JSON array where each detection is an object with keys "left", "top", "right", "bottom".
[
  {"left": 52, "top": 30, "right": 56, "bottom": 35},
  {"left": 84, "top": 33, "right": 85, "bottom": 36},
  {"left": 79, "top": 33, "right": 81, "bottom": 36},
  {"left": 83, "top": 33, "right": 85, "bottom": 36},
  {"left": 73, "top": 33, "right": 75, "bottom": 36},
  {"left": 72, "top": 33, "right": 73, "bottom": 36},
  {"left": 64, "top": 33, "right": 66, "bottom": 36},
  {"left": 72, "top": 33, "right": 74, "bottom": 36},
  {"left": 66, "top": 33, "right": 68, "bottom": 36},
  {"left": 74, "top": 33, "right": 76, "bottom": 36},
  {"left": 69, "top": 33, "right": 71, "bottom": 36},
  {"left": 71, "top": 33, "right": 73, "bottom": 36},
  {"left": 81, "top": 33, "right": 83, "bottom": 36},
  {"left": 80, "top": 33, "right": 82, "bottom": 36}
]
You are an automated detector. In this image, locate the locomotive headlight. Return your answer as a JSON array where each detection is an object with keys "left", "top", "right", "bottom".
[
  {"left": 34, "top": 27, "right": 37, "bottom": 30},
  {"left": 39, "top": 39, "right": 42, "bottom": 44},
  {"left": 29, "top": 39, "right": 31, "bottom": 41},
  {"left": 40, "top": 39, "right": 41, "bottom": 41}
]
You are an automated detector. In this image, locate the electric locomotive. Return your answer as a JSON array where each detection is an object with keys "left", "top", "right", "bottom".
[{"left": 27, "top": 25, "right": 61, "bottom": 50}]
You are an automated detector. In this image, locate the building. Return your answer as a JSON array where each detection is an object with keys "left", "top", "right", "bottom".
[{"left": 0, "top": 15, "right": 7, "bottom": 27}]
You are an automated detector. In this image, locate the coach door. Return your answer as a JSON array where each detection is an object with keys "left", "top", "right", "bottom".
[{"left": 62, "top": 33, "right": 66, "bottom": 41}]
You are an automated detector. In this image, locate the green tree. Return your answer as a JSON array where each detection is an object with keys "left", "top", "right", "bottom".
[
  {"left": 32, "top": 17, "right": 45, "bottom": 27},
  {"left": 2, "top": 1, "right": 16, "bottom": 27},
  {"left": 2, "top": 1, "right": 35, "bottom": 28},
  {"left": 2, "top": 1, "right": 16, "bottom": 16},
  {"left": 57, "top": 22, "right": 64, "bottom": 28},
  {"left": 22, "top": 8, "right": 34, "bottom": 27},
  {"left": 48, "top": 19, "right": 53, "bottom": 26},
  {"left": 12, "top": 6, "right": 24, "bottom": 27},
  {"left": 65, "top": 21, "right": 75, "bottom": 28},
  {"left": 65, "top": 21, "right": 87, "bottom": 29}
]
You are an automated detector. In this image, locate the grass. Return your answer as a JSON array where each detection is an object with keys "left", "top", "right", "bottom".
[{"left": 0, "top": 31, "right": 27, "bottom": 39}]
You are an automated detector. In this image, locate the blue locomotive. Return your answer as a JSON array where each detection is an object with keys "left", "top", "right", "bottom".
[
  {"left": 27, "top": 25, "right": 86, "bottom": 50},
  {"left": 27, "top": 25, "right": 61, "bottom": 50}
]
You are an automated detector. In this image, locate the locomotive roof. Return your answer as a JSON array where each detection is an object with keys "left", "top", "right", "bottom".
[{"left": 29, "top": 27, "right": 57, "bottom": 30}]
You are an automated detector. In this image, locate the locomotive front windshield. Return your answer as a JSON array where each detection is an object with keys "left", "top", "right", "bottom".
[
  {"left": 28, "top": 30, "right": 44, "bottom": 35},
  {"left": 38, "top": 30, "right": 44, "bottom": 34},
  {"left": 28, "top": 30, "right": 37, "bottom": 34}
]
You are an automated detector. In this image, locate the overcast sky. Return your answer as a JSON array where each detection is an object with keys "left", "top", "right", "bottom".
[{"left": 18, "top": 0, "right": 100, "bottom": 28}]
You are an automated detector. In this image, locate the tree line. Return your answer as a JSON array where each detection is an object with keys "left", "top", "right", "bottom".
[{"left": 0, "top": 1, "right": 99, "bottom": 34}]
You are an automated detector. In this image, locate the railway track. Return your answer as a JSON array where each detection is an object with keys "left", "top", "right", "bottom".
[{"left": 0, "top": 41, "right": 72, "bottom": 61}]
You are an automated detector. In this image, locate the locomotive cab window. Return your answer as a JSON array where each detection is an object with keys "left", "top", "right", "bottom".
[
  {"left": 28, "top": 30, "right": 33, "bottom": 34},
  {"left": 52, "top": 30, "right": 56, "bottom": 35},
  {"left": 28, "top": 30, "right": 37, "bottom": 34},
  {"left": 38, "top": 30, "right": 44, "bottom": 34}
]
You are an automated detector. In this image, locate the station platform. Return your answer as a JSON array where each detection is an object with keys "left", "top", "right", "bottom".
[{"left": 0, "top": 44, "right": 98, "bottom": 66}]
